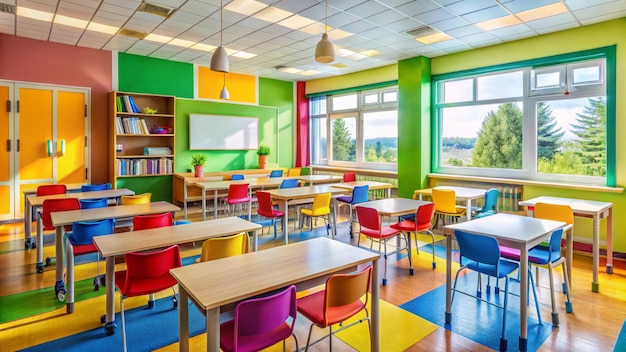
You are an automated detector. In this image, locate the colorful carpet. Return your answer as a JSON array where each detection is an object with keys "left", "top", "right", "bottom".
[
  {"left": 614, "top": 320, "right": 626, "bottom": 352},
  {"left": 400, "top": 272, "right": 554, "bottom": 352}
]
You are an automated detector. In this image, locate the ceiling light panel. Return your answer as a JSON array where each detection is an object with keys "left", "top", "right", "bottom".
[
  {"left": 516, "top": 2, "right": 569, "bottom": 22},
  {"left": 87, "top": 22, "right": 119, "bottom": 35},
  {"left": 53, "top": 14, "right": 88, "bottom": 29},
  {"left": 225, "top": 0, "right": 268, "bottom": 16},
  {"left": 278, "top": 14, "right": 315, "bottom": 30},
  {"left": 476, "top": 15, "right": 522, "bottom": 31},
  {"left": 252, "top": 6, "right": 292, "bottom": 23},
  {"left": 17, "top": 7, "right": 53, "bottom": 21}
]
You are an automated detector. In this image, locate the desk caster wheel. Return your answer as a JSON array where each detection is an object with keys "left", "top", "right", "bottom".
[
  {"left": 148, "top": 300, "right": 155, "bottom": 309},
  {"left": 55, "top": 281, "right": 66, "bottom": 301},
  {"left": 409, "top": 268, "right": 414, "bottom": 275},
  {"left": 36, "top": 263, "right": 44, "bottom": 273},
  {"left": 45, "top": 257, "right": 53, "bottom": 267},
  {"left": 100, "top": 315, "right": 106, "bottom": 324},
  {"left": 104, "top": 322, "right": 117, "bottom": 336},
  {"left": 432, "top": 262, "right": 437, "bottom": 269},
  {"left": 57, "top": 289, "right": 65, "bottom": 301},
  {"left": 382, "top": 278, "right": 387, "bottom": 286},
  {"left": 173, "top": 296, "right": 178, "bottom": 308}
]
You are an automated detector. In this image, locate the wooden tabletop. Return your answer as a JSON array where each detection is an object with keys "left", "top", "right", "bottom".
[
  {"left": 194, "top": 177, "right": 300, "bottom": 191},
  {"left": 23, "top": 183, "right": 86, "bottom": 195},
  {"left": 169, "top": 237, "right": 378, "bottom": 310},
  {"left": 333, "top": 180, "right": 394, "bottom": 190},
  {"left": 94, "top": 217, "right": 261, "bottom": 257},
  {"left": 265, "top": 185, "right": 349, "bottom": 200},
  {"left": 297, "top": 175, "right": 343, "bottom": 184},
  {"left": 50, "top": 201, "right": 179, "bottom": 227},
  {"left": 27, "top": 188, "right": 135, "bottom": 207},
  {"left": 413, "top": 186, "right": 486, "bottom": 199},
  {"left": 358, "top": 198, "right": 432, "bottom": 217}
]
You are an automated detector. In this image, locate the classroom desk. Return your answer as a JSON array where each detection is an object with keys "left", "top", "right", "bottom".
[
  {"left": 170, "top": 237, "right": 381, "bottom": 352},
  {"left": 51, "top": 201, "right": 179, "bottom": 312},
  {"left": 413, "top": 186, "right": 487, "bottom": 221},
  {"left": 265, "top": 185, "right": 349, "bottom": 245},
  {"left": 22, "top": 183, "right": 86, "bottom": 249},
  {"left": 519, "top": 196, "right": 613, "bottom": 293},
  {"left": 93, "top": 216, "right": 261, "bottom": 334},
  {"left": 443, "top": 213, "right": 565, "bottom": 351},
  {"left": 297, "top": 174, "right": 343, "bottom": 185},
  {"left": 29, "top": 188, "right": 135, "bottom": 273},
  {"left": 191, "top": 177, "right": 300, "bottom": 220},
  {"left": 332, "top": 180, "right": 395, "bottom": 199}
]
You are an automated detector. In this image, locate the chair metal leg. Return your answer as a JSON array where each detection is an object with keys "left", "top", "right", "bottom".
[{"left": 120, "top": 296, "right": 127, "bottom": 352}]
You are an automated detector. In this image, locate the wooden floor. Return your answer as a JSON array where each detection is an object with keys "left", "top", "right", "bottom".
[{"left": 1, "top": 207, "right": 625, "bottom": 351}]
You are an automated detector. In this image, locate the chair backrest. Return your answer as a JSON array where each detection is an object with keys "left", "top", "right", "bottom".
[
  {"left": 41, "top": 198, "right": 81, "bottom": 230},
  {"left": 279, "top": 178, "right": 299, "bottom": 189},
  {"left": 343, "top": 172, "right": 356, "bottom": 182},
  {"left": 70, "top": 218, "right": 115, "bottom": 245},
  {"left": 269, "top": 169, "right": 283, "bottom": 178},
  {"left": 226, "top": 183, "right": 250, "bottom": 204},
  {"left": 232, "top": 285, "right": 297, "bottom": 349},
  {"left": 121, "top": 245, "right": 181, "bottom": 297},
  {"left": 546, "top": 228, "right": 564, "bottom": 261},
  {"left": 79, "top": 198, "right": 108, "bottom": 209},
  {"left": 300, "top": 167, "right": 311, "bottom": 176},
  {"left": 230, "top": 174, "right": 245, "bottom": 180},
  {"left": 310, "top": 192, "right": 331, "bottom": 215},
  {"left": 454, "top": 230, "right": 501, "bottom": 274},
  {"left": 482, "top": 188, "right": 500, "bottom": 213},
  {"left": 132, "top": 212, "right": 173, "bottom": 230},
  {"left": 415, "top": 202, "right": 436, "bottom": 228},
  {"left": 121, "top": 193, "right": 151, "bottom": 205},
  {"left": 36, "top": 184, "right": 66, "bottom": 196},
  {"left": 81, "top": 183, "right": 112, "bottom": 192},
  {"left": 287, "top": 168, "right": 301, "bottom": 177},
  {"left": 256, "top": 191, "right": 276, "bottom": 218},
  {"left": 324, "top": 266, "right": 372, "bottom": 325},
  {"left": 432, "top": 189, "right": 458, "bottom": 213},
  {"left": 534, "top": 202, "right": 574, "bottom": 225},
  {"left": 350, "top": 185, "right": 369, "bottom": 204},
  {"left": 356, "top": 206, "right": 381, "bottom": 234},
  {"left": 200, "top": 232, "right": 249, "bottom": 262}
]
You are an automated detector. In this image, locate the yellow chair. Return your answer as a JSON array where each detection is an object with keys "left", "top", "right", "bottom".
[
  {"left": 533, "top": 202, "right": 574, "bottom": 289},
  {"left": 287, "top": 168, "right": 301, "bottom": 177},
  {"left": 120, "top": 193, "right": 151, "bottom": 205},
  {"left": 432, "top": 189, "right": 466, "bottom": 228},
  {"left": 300, "top": 193, "right": 332, "bottom": 236},
  {"left": 197, "top": 232, "right": 249, "bottom": 263}
]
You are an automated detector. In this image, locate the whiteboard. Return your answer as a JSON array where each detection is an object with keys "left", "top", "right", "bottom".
[{"left": 189, "top": 114, "right": 259, "bottom": 150}]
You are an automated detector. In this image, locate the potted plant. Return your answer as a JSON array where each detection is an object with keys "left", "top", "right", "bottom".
[
  {"left": 257, "top": 145, "right": 270, "bottom": 169},
  {"left": 191, "top": 153, "right": 207, "bottom": 177}
]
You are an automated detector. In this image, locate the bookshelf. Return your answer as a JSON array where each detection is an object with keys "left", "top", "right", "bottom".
[{"left": 109, "top": 91, "right": 176, "bottom": 186}]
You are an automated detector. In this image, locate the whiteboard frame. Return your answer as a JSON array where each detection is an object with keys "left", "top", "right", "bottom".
[{"left": 189, "top": 114, "right": 259, "bottom": 150}]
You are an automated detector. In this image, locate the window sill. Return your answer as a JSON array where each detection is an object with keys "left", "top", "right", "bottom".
[
  {"left": 310, "top": 165, "right": 398, "bottom": 178},
  {"left": 428, "top": 173, "right": 624, "bottom": 193}
]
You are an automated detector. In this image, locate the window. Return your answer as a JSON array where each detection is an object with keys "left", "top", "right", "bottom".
[
  {"left": 310, "top": 87, "right": 398, "bottom": 170},
  {"left": 434, "top": 55, "right": 610, "bottom": 185}
]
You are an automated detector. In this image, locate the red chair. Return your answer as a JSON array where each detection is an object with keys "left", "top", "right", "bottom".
[
  {"left": 132, "top": 212, "right": 173, "bottom": 231},
  {"left": 36, "top": 184, "right": 67, "bottom": 196},
  {"left": 224, "top": 183, "right": 250, "bottom": 217},
  {"left": 256, "top": 191, "right": 284, "bottom": 238},
  {"left": 390, "top": 203, "right": 437, "bottom": 269},
  {"left": 220, "top": 285, "right": 299, "bottom": 352},
  {"left": 356, "top": 206, "right": 412, "bottom": 285},
  {"left": 343, "top": 172, "right": 356, "bottom": 182},
  {"left": 115, "top": 245, "right": 181, "bottom": 352},
  {"left": 297, "top": 266, "right": 372, "bottom": 351},
  {"left": 39, "top": 198, "right": 81, "bottom": 272}
]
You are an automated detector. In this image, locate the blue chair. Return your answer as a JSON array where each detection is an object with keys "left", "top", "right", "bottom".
[
  {"left": 269, "top": 169, "right": 283, "bottom": 178},
  {"left": 79, "top": 198, "right": 108, "bottom": 209},
  {"left": 337, "top": 185, "right": 369, "bottom": 237},
  {"left": 452, "top": 229, "right": 542, "bottom": 352},
  {"left": 279, "top": 178, "right": 299, "bottom": 189},
  {"left": 68, "top": 218, "right": 115, "bottom": 292},
  {"left": 81, "top": 183, "right": 112, "bottom": 192},
  {"left": 231, "top": 174, "right": 244, "bottom": 180},
  {"left": 473, "top": 188, "right": 500, "bottom": 219}
]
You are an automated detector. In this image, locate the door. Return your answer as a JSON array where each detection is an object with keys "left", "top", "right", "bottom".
[{"left": 0, "top": 84, "right": 13, "bottom": 221}]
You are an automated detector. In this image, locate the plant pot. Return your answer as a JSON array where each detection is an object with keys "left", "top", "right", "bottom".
[
  {"left": 194, "top": 165, "right": 204, "bottom": 177},
  {"left": 258, "top": 155, "right": 268, "bottom": 169}
]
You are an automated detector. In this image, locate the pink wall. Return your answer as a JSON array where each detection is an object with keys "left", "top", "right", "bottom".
[{"left": 0, "top": 33, "right": 112, "bottom": 183}]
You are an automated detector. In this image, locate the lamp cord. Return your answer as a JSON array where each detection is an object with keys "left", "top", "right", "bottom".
[
  {"left": 220, "top": 0, "right": 223, "bottom": 45},
  {"left": 325, "top": 0, "right": 328, "bottom": 34}
]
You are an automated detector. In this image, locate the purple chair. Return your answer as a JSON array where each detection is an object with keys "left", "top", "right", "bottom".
[{"left": 220, "top": 285, "right": 299, "bottom": 352}]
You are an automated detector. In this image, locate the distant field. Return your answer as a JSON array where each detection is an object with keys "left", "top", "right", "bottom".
[{"left": 441, "top": 147, "right": 473, "bottom": 166}]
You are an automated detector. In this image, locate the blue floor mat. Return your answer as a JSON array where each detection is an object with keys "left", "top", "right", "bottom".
[
  {"left": 400, "top": 272, "right": 554, "bottom": 352},
  {"left": 614, "top": 320, "right": 626, "bottom": 352}
]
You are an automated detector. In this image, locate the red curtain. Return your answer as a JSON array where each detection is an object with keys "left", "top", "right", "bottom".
[{"left": 295, "top": 81, "right": 309, "bottom": 167}]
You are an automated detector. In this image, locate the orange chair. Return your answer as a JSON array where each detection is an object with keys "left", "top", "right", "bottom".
[
  {"left": 432, "top": 188, "right": 466, "bottom": 228},
  {"left": 115, "top": 245, "right": 181, "bottom": 352},
  {"left": 132, "top": 212, "right": 173, "bottom": 231},
  {"left": 533, "top": 202, "right": 574, "bottom": 290},
  {"left": 343, "top": 172, "right": 356, "bottom": 182},
  {"left": 390, "top": 203, "right": 437, "bottom": 269},
  {"left": 297, "top": 266, "right": 372, "bottom": 351}
]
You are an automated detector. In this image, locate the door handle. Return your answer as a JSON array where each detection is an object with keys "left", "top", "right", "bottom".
[{"left": 5, "top": 139, "right": 9, "bottom": 152}]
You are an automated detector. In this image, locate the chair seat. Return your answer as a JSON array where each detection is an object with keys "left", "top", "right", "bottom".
[
  {"left": 301, "top": 208, "right": 329, "bottom": 216},
  {"left": 297, "top": 290, "right": 366, "bottom": 327},
  {"left": 115, "top": 271, "right": 178, "bottom": 297},
  {"left": 360, "top": 226, "right": 401, "bottom": 239},
  {"left": 225, "top": 196, "right": 250, "bottom": 204},
  {"left": 71, "top": 243, "right": 97, "bottom": 256},
  {"left": 475, "top": 210, "right": 496, "bottom": 218},
  {"left": 220, "top": 319, "right": 293, "bottom": 352},
  {"left": 337, "top": 196, "right": 353, "bottom": 203},
  {"left": 390, "top": 220, "right": 431, "bottom": 233},
  {"left": 500, "top": 246, "right": 551, "bottom": 264},
  {"left": 259, "top": 209, "right": 284, "bottom": 218},
  {"left": 465, "top": 258, "right": 519, "bottom": 279},
  {"left": 436, "top": 206, "right": 466, "bottom": 216}
]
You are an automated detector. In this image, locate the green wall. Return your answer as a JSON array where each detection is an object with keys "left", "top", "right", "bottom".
[
  {"left": 118, "top": 53, "right": 194, "bottom": 98},
  {"left": 258, "top": 78, "right": 294, "bottom": 169}
]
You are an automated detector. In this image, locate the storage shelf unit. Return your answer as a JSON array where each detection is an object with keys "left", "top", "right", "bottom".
[{"left": 109, "top": 91, "right": 176, "bottom": 185}]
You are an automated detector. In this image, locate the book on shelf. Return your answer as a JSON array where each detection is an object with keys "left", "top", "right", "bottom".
[
  {"left": 128, "top": 96, "right": 140, "bottom": 113},
  {"left": 116, "top": 96, "right": 125, "bottom": 112},
  {"left": 144, "top": 147, "right": 172, "bottom": 156},
  {"left": 117, "top": 158, "right": 173, "bottom": 176}
]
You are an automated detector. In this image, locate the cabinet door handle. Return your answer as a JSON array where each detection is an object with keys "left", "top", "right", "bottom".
[
  {"left": 16, "top": 139, "right": 19, "bottom": 152},
  {"left": 5, "top": 100, "right": 9, "bottom": 112},
  {"left": 5, "top": 139, "right": 9, "bottom": 152}
]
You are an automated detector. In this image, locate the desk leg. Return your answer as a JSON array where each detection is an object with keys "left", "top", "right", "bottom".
[
  {"left": 55, "top": 226, "right": 64, "bottom": 284},
  {"left": 519, "top": 247, "right": 529, "bottom": 352},
  {"left": 465, "top": 199, "right": 472, "bottom": 221},
  {"left": 213, "top": 190, "right": 218, "bottom": 220},
  {"left": 206, "top": 306, "right": 220, "bottom": 352},
  {"left": 566, "top": 227, "right": 573, "bottom": 290},
  {"left": 592, "top": 214, "right": 600, "bottom": 292},
  {"left": 36, "top": 214, "right": 44, "bottom": 273},
  {"left": 66, "top": 239, "right": 75, "bottom": 313},
  {"left": 24, "top": 198, "right": 33, "bottom": 248},
  {"left": 252, "top": 229, "right": 258, "bottom": 252},
  {"left": 606, "top": 208, "right": 614, "bottom": 275},
  {"left": 104, "top": 256, "right": 116, "bottom": 335},
  {"left": 200, "top": 189, "right": 206, "bottom": 221},
  {"left": 386, "top": 188, "right": 390, "bottom": 198},
  {"left": 331, "top": 199, "right": 338, "bottom": 240},
  {"left": 183, "top": 183, "right": 188, "bottom": 220},
  {"left": 248, "top": 189, "right": 252, "bottom": 221},
  {"left": 284, "top": 200, "right": 290, "bottom": 245},
  {"left": 178, "top": 286, "right": 189, "bottom": 352},
  {"left": 371, "top": 259, "right": 380, "bottom": 352},
  {"left": 445, "top": 234, "right": 452, "bottom": 325}
]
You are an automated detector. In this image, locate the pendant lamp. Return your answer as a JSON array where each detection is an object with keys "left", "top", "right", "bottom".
[
  {"left": 211, "top": 0, "right": 229, "bottom": 72},
  {"left": 315, "top": 0, "right": 335, "bottom": 63},
  {"left": 220, "top": 73, "right": 230, "bottom": 100}
]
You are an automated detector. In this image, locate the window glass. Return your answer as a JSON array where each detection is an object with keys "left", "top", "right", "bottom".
[
  {"left": 363, "top": 92, "right": 379, "bottom": 104},
  {"left": 310, "top": 117, "right": 327, "bottom": 164},
  {"left": 477, "top": 71, "right": 523, "bottom": 100},
  {"left": 442, "top": 79, "right": 473, "bottom": 103},
  {"left": 363, "top": 110, "right": 397, "bottom": 163},
  {"left": 572, "top": 66, "right": 601, "bottom": 85},
  {"left": 383, "top": 91, "right": 397, "bottom": 103},
  {"left": 331, "top": 117, "right": 356, "bottom": 162},
  {"left": 332, "top": 94, "right": 357, "bottom": 111},
  {"left": 535, "top": 71, "right": 560, "bottom": 88}
]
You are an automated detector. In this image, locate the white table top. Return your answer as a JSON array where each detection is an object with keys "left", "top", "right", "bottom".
[
  {"left": 332, "top": 181, "right": 394, "bottom": 190},
  {"left": 358, "top": 198, "right": 432, "bottom": 217},
  {"left": 414, "top": 186, "right": 487, "bottom": 199},
  {"left": 50, "top": 201, "right": 180, "bottom": 227},
  {"left": 519, "top": 196, "right": 612, "bottom": 214},
  {"left": 265, "top": 185, "right": 349, "bottom": 200}
]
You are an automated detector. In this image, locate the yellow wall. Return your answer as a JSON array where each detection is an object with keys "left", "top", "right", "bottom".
[{"left": 305, "top": 64, "right": 398, "bottom": 95}]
